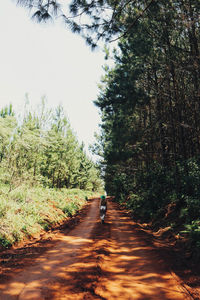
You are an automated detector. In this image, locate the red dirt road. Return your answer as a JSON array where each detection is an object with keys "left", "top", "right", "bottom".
[{"left": 0, "top": 199, "right": 196, "bottom": 299}]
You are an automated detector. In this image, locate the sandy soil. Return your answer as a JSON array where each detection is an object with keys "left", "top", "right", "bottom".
[{"left": 0, "top": 198, "right": 199, "bottom": 299}]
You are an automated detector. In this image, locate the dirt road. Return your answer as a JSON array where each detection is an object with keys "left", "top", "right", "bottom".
[{"left": 0, "top": 198, "right": 195, "bottom": 299}]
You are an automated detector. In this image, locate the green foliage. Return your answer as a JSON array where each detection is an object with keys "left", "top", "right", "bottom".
[
  {"left": 0, "top": 184, "right": 96, "bottom": 248},
  {"left": 182, "top": 221, "right": 200, "bottom": 256},
  {"left": 0, "top": 100, "right": 102, "bottom": 248},
  {"left": 122, "top": 158, "right": 200, "bottom": 261},
  {"left": 0, "top": 101, "right": 103, "bottom": 192},
  {"left": 182, "top": 221, "right": 200, "bottom": 242},
  {"left": 62, "top": 201, "right": 79, "bottom": 217},
  {"left": 124, "top": 159, "right": 200, "bottom": 222},
  {"left": 0, "top": 235, "right": 12, "bottom": 248}
]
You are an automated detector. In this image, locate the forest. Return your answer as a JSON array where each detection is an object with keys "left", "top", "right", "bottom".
[
  {"left": 7, "top": 0, "right": 200, "bottom": 256},
  {"left": 93, "top": 0, "right": 200, "bottom": 257}
]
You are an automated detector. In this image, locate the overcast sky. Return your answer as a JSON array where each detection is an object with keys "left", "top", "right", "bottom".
[{"left": 0, "top": 1, "right": 106, "bottom": 155}]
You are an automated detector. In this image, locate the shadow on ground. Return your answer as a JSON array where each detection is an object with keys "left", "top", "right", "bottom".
[{"left": 0, "top": 199, "right": 199, "bottom": 299}]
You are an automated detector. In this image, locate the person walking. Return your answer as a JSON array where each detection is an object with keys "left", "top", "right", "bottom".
[{"left": 100, "top": 195, "right": 107, "bottom": 224}]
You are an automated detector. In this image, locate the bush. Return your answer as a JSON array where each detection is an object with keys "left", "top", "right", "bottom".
[
  {"left": 0, "top": 185, "right": 97, "bottom": 248},
  {"left": 181, "top": 220, "right": 200, "bottom": 256},
  {"left": 0, "top": 235, "right": 12, "bottom": 248}
]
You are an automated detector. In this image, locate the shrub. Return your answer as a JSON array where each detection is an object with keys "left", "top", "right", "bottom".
[
  {"left": 181, "top": 220, "right": 200, "bottom": 255},
  {"left": 0, "top": 235, "right": 12, "bottom": 248},
  {"left": 0, "top": 185, "right": 97, "bottom": 248}
]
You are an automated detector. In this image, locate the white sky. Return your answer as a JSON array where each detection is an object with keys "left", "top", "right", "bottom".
[{"left": 0, "top": 1, "right": 106, "bottom": 155}]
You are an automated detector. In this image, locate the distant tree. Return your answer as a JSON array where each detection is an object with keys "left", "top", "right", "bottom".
[
  {"left": 0, "top": 108, "right": 16, "bottom": 163},
  {"left": 0, "top": 100, "right": 102, "bottom": 191}
]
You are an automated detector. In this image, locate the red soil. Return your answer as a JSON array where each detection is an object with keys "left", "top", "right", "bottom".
[{"left": 0, "top": 198, "right": 199, "bottom": 299}]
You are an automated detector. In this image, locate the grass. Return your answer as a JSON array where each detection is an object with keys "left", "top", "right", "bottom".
[{"left": 0, "top": 184, "right": 98, "bottom": 248}]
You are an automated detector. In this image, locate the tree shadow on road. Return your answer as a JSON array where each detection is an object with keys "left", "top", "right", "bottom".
[{"left": 0, "top": 199, "right": 198, "bottom": 299}]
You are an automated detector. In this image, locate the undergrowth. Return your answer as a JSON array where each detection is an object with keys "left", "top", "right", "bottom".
[
  {"left": 112, "top": 158, "right": 200, "bottom": 259},
  {"left": 0, "top": 184, "right": 96, "bottom": 248}
]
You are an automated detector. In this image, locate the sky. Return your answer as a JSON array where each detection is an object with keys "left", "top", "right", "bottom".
[{"left": 0, "top": 1, "right": 106, "bottom": 156}]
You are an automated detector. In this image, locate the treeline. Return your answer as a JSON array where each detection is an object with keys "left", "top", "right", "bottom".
[
  {"left": 0, "top": 101, "right": 102, "bottom": 192},
  {"left": 94, "top": 1, "right": 200, "bottom": 252}
]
